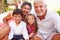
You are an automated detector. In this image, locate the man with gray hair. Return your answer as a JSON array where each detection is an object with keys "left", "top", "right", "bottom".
[{"left": 32, "top": 0, "right": 60, "bottom": 40}]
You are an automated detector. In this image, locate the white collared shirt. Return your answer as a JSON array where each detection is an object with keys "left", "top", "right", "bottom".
[
  {"left": 8, "top": 21, "right": 29, "bottom": 40},
  {"left": 33, "top": 10, "right": 60, "bottom": 34}
]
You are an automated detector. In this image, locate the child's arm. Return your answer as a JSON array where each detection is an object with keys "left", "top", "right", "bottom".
[
  {"left": 29, "top": 32, "right": 36, "bottom": 38},
  {"left": 22, "top": 23, "right": 29, "bottom": 40},
  {"left": 29, "top": 28, "right": 37, "bottom": 38},
  {"left": 8, "top": 22, "right": 14, "bottom": 40}
]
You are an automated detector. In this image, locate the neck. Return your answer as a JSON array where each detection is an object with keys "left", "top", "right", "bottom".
[
  {"left": 15, "top": 21, "right": 20, "bottom": 26},
  {"left": 28, "top": 24, "right": 34, "bottom": 26},
  {"left": 22, "top": 14, "right": 26, "bottom": 18}
]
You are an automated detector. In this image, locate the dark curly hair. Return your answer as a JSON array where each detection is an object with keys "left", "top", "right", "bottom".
[{"left": 21, "top": 2, "right": 32, "bottom": 10}]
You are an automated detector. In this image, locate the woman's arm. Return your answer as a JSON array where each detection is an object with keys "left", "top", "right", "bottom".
[
  {"left": 0, "top": 25, "right": 10, "bottom": 39},
  {"left": 22, "top": 23, "right": 29, "bottom": 40},
  {"left": 3, "top": 13, "right": 13, "bottom": 24}
]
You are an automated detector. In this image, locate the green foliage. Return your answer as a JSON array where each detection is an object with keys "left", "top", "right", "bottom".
[
  {"left": 57, "top": 10, "right": 60, "bottom": 16},
  {"left": 2, "top": 0, "right": 8, "bottom": 11},
  {"left": 2, "top": 0, "right": 8, "bottom": 7},
  {"left": 7, "top": 7, "right": 14, "bottom": 11}
]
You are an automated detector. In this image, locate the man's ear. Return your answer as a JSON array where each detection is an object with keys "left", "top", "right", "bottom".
[
  {"left": 45, "top": 5, "right": 47, "bottom": 9},
  {"left": 45, "top": 5, "right": 47, "bottom": 7}
]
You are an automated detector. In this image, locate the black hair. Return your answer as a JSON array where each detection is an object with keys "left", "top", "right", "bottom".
[
  {"left": 13, "top": 9, "right": 22, "bottom": 16},
  {"left": 21, "top": 2, "right": 32, "bottom": 10}
]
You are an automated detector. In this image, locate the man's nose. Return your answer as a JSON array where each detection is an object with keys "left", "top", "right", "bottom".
[{"left": 37, "top": 7, "right": 41, "bottom": 10}]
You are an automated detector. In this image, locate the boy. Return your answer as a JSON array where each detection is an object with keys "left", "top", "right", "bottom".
[{"left": 8, "top": 9, "right": 29, "bottom": 40}]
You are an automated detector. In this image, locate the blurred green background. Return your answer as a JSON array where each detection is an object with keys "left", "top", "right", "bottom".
[{"left": 0, "top": 0, "right": 60, "bottom": 16}]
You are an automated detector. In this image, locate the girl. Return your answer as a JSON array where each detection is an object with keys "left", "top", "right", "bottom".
[
  {"left": 25, "top": 14, "right": 38, "bottom": 40},
  {"left": 8, "top": 9, "right": 29, "bottom": 40}
]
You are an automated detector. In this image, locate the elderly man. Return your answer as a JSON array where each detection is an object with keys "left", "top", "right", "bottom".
[{"left": 32, "top": 0, "right": 60, "bottom": 40}]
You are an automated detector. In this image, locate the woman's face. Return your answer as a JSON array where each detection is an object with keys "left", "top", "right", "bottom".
[
  {"left": 27, "top": 15, "right": 35, "bottom": 25},
  {"left": 21, "top": 5, "right": 31, "bottom": 15}
]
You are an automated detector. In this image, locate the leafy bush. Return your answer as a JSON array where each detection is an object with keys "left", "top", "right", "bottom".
[
  {"left": 57, "top": 10, "right": 60, "bottom": 16},
  {"left": 7, "top": 7, "right": 14, "bottom": 11},
  {"left": 2, "top": 0, "right": 8, "bottom": 11}
]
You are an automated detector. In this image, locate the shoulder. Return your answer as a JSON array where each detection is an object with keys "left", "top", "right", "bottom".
[
  {"left": 47, "top": 10, "right": 59, "bottom": 18},
  {"left": 47, "top": 10, "right": 60, "bottom": 21},
  {"left": 48, "top": 10, "right": 59, "bottom": 16},
  {"left": 9, "top": 21, "right": 15, "bottom": 26},
  {"left": 20, "top": 21, "right": 26, "bottom": 25},
  {"left": 20, "top": 21, "right": 27, "bottom": 28}
]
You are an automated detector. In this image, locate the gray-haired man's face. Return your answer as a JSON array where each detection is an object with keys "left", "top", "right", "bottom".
[{"left": 34, "top": 1, "right": 47, "bottom": 16}]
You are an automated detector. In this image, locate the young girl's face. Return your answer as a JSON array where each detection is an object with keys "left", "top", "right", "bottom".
[
  {"left": 27, "top": 15, "right": 35, "bottom": 25},
  {"left": 13, "top": 14, "right": 22, "bottom": 23}
]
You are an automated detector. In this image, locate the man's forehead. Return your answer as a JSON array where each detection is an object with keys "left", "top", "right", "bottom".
[
  {"left": 34, "top": 0, "right": 46, "bottom": 5},
  {"left": 34, "top": 1, "right": 45, "bottom": 6},
  {"left": 34, "top": 0, "right": 42, "bottom": 2}
]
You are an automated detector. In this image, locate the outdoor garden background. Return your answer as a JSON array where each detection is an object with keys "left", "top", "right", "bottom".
[{"left": 0, "top": 0, "right": 60, "bottom": 16}]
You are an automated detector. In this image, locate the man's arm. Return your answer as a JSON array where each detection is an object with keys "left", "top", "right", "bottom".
[{"left": 54, "top": 12, "right": 60, "bottom": 33}]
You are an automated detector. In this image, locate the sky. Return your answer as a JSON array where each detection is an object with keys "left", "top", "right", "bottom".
[{"left": 45, "top": 0, "right": 60, "bottom": 11}]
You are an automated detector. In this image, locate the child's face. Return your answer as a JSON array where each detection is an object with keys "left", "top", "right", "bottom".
[
  {"left": 13, "top": 14, "right": 22, "bottom": 23},
  {"left": 27, "top": 15, "right": 35, "bottom": 25}
]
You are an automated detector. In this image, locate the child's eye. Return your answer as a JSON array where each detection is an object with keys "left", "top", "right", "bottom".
[
  {"left": 14, "top": 16, "right": 17, "bottom": 17},
  {"left": 18, "top": 16, "right": 21, "bottom": 17},
  {"left": 28, "top": 19, "right": 30, "bottom": 20},
  {"left": 18, "top": 15, "right": 21, "bottom": 17},
  {"left": 32, "top": 18, "right": 34, "bottom": 20}
]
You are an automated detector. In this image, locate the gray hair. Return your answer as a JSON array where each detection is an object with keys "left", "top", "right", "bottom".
[{"left": 34, "top": 0, "right": 47, "bottom": 5}]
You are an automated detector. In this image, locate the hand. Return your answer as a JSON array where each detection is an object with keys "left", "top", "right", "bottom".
[{"left": 29, "top": 33, "right": 34, "bottom": 38}]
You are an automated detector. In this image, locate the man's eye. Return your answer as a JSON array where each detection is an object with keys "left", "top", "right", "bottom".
[
  {"left": 27, "top": 8, "right": 30, "bottom": 10},
  {"left": 40, "top": 6, "right": 43, "bottom": 8},
  {"left": 24, "top": 8, "right": 26, "bottom": 9},
  {"left": 35, "top": 6, "right": 38, "bottom": 8}
]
